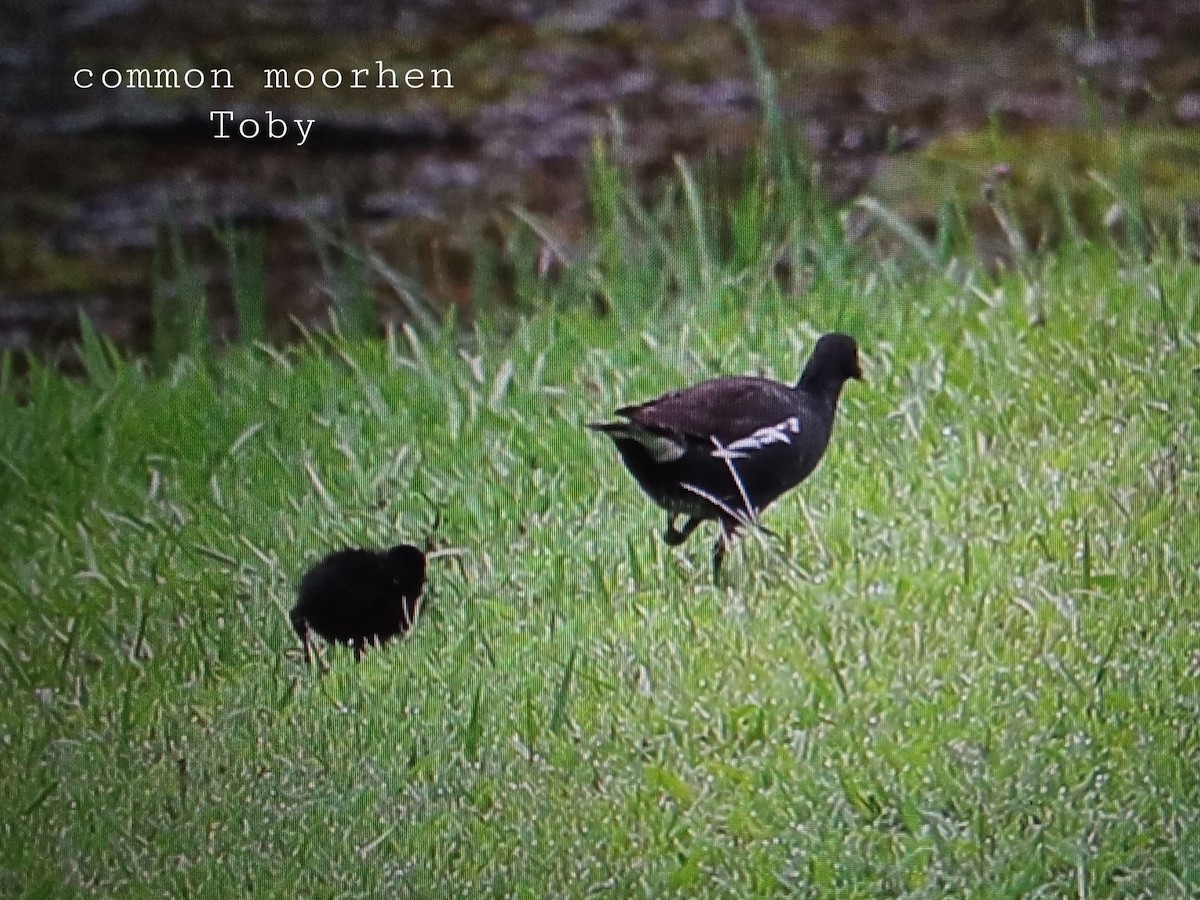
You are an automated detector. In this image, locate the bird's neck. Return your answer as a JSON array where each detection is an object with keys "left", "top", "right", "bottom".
[{"left": 795, "top": 371, "right": 846, "bottom": 407}]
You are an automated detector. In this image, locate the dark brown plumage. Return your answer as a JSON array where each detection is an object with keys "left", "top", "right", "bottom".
[
  {"left": 291, "top": 544, "right": 427, "bottom": 661},
  {"left": 589, "top": 332, "right": 862, "bottom": 579}
]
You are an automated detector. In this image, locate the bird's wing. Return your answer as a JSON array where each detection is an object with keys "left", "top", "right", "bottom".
[{"left": 617, "top": 377, "right": 803, "bottom": 446}]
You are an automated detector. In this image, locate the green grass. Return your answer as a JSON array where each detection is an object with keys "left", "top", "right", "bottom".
[
  {"left": 5, "top": 5, "right": 1200, "bottom": 889},
  {"left": 2, "top": 224, "right": 1198, "bottom": 895}
]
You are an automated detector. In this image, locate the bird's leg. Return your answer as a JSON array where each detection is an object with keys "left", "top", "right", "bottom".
[
  {"left": 712, "top": 519, "right": 741, "bottom": 584},
  {"left": 711, "top": 540, "right": 725, "bottom": 584},
  {"left": 302, "top": 629, "right": 331, "bottom": 675},
  {"left": 296, "top": 620, "right": 314, "bottom": 667},
  {"left": 664, "top": 514, "right": 703, "bottom": 546}
]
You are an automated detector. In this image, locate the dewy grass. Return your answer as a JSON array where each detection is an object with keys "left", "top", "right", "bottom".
[{"left": 1, "top": 230, "right": 1198, "bottom": 894}]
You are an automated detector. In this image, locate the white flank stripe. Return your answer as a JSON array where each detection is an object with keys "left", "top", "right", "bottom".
[{"left": 716, "top": 416, "right": 802, "bottom": 457}]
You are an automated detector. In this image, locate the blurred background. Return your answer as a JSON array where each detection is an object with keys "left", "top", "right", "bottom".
[{"left": 3, "top": 0, "right": 1199, "bottom": 358}]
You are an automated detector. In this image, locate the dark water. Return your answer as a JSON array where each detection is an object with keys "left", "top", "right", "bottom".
[{"left": 3, "top": 0, "right": 1199, "bottom": 354}]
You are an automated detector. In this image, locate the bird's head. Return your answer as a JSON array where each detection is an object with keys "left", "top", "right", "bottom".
[
  {"left": 384, "top": 544, "right": 427, "bottom": 583},
  {"left": 799, "top": 332, "right": 863, "bottom": 390}
]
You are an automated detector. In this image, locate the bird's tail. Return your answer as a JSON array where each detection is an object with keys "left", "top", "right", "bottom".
[
  {"left": 587, "top": 420, "right": 625, "bottom": 434},
  {"left": 588, "top": 419, "right": 685, "bottom": 463}
]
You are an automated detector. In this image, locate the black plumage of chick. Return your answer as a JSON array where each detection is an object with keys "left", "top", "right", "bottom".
[
  {"left": 589, "top": 332, "right": 863, "bottom": 580},
  {"left": 291, "top": 544, "right": 427, "bottom": 661}
]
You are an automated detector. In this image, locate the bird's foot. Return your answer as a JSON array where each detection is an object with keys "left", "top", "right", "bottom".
[
  {"left": 711, "top": 543, "right": 726, "bottom": 585},
  {"left": 711, "top": 521, "right": 742, "bottom": 584},
  {"left": 664, "top": 515, "right": 702, "bottom": 546}
]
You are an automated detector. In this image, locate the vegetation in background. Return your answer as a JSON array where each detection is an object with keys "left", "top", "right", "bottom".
[{"left": 1, "top": 16, "right": 1198, "bottom": 893}]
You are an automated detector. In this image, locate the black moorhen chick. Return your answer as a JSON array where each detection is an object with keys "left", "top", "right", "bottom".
[
  {"left": 291, "top": 544, "right": 427, "bottom": 661},
  {"left": 589, "top": 332, "right": 862, "bottom": 580}
]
